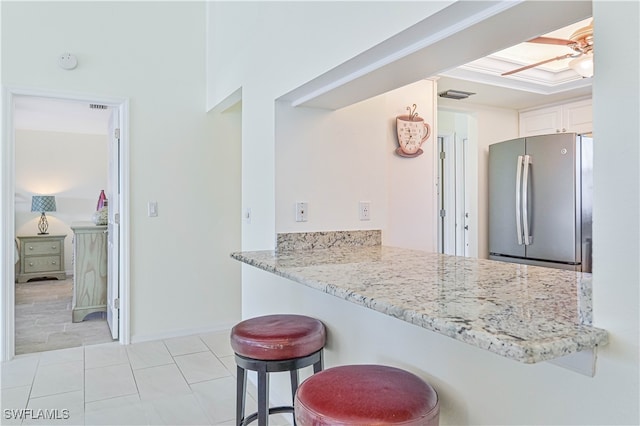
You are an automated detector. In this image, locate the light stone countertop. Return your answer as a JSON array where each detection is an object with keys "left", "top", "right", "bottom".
[{"left": 231, "top": 245, "right": 608, "bottom": 364}]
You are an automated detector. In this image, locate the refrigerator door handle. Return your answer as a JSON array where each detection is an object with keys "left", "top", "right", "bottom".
[
  {"left": 516, "top": 155, "right": 524, "bottom": 245},
  {"left": 522, "top": 154, "right": 532, "bottom": 245}
]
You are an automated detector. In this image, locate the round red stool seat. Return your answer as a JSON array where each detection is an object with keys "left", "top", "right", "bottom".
[
  {"left": 230, "top": 314, "right": 326, "bottom": 425},
  {"left": 230, "top": 314, "right": 326, "bottom": 360},
  {"left": 295, "top": 364, "right": 440, "bottom": 426}
]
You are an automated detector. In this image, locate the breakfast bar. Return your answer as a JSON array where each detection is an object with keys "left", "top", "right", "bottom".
[{"left": 231, "top": 232, "right": 608, "bottom": 365}]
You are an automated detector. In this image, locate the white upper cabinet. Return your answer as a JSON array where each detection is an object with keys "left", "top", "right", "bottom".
[{"left": 519, "top": 98, "right": 592, "bottom": 137}]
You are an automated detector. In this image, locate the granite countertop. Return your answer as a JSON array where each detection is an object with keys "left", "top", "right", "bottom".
[{"left": 231, "top": 243, "right": 608, "bottom": 364}]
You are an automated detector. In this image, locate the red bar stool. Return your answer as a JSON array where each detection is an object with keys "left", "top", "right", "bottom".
[
  {"left": 294, "top": 364, "right": 440, "bottom": 426},
  {"left": 230, "top": 314, "right": 326, "bottom": 426}
]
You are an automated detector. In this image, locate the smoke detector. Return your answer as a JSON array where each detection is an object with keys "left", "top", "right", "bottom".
[
  {"left": 58, "top": 53, "right": 78, "bottom": 70},
  {"left": 438, "top": 90, "right": 475, "bottom": 100}
]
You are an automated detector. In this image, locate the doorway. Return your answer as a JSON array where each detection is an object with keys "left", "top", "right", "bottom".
[
  {"left": 437, "top": 133, "right": 469, "bottom": 256},
  {"left": 1, "top": 88, "right": 130, "bottom": 361}
]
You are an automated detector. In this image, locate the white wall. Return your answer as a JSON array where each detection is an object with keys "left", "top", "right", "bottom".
[
  {"left": 590, "top": 0, "right": 640, "bottom": 419},
  {"left": 275, "top": 99, "right": 388, "bottom": 234},
  {"left": 2, "top": 2, "right": 242, "bottom": 342},
  {"left": 276, "top": 80, "right": 437, "bottom": 251},
  {"left": 208, "top": 1, "right": 446, "bottom": 250},
  {"left": 14, "top": 130, "right": 108, "bottom": 274},
  {"left": 214, "top": 1, "right": 639, "bottom": 424}
]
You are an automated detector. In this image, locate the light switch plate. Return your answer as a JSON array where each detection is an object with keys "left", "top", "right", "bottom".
[{"left": 148, "top": 201, "right": 158, "bottom": 217}]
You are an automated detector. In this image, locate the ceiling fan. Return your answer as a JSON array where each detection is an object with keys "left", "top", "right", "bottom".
[{"left": 502, "top": 20, "right": 594, "bottom": 77}]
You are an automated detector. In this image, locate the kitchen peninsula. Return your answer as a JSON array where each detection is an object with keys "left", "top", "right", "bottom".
[{"left": 232, "top": 231, "right": 608, "bottom": 365}]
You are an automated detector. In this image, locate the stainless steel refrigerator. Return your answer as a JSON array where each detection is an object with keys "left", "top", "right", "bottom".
[{"left": 488, "top": 133, "right": 592, "bottom": 272}]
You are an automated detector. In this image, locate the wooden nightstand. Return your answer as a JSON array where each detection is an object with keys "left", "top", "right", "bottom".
[{"left": 16, "top": 235, "right": 67, "bottom": 283}]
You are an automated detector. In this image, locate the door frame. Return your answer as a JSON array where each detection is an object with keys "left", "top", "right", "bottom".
[
  {"left": 437, "top": 133, "right": 468, "bottom": 256},
  {"left": 1, "top": 86, "right": 131, "bottom": 361}
]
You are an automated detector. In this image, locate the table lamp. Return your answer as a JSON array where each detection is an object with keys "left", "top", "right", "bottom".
[{"left": 31, "top": 195, "right": 57, "bottom": 235}]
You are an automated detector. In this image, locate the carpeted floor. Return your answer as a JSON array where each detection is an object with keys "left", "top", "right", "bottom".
[{"left": 14, "top": 277, "right": 115, "bottom": 355}]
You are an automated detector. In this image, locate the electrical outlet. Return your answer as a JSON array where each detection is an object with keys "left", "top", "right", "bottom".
[
  {"left": 296, "top": 202, "right": 308, "bottom": 222},
  {"left": 359, "top": 201, "right": 371, "bottom": 221}
]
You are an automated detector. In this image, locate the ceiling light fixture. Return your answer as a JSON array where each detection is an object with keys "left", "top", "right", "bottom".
[
  {"left": 569, "top": 52, "right": 593, "bottom": 78},
  {"left": 438, "top": 90, "right": 476, "bottom": 100}
]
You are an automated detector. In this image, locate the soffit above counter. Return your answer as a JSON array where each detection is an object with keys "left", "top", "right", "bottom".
[{"left": 278, "top": 0, "right": 592, "bottom": 111}]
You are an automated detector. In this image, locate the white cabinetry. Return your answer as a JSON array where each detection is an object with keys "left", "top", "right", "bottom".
[{"left": 519, "top": 99, "right": 592, "bottom": 137}]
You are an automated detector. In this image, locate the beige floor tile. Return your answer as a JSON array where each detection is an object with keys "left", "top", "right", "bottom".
[
  {"left": 84, "top": 342, "right": 129, "bottom": 369},
  {"left": 126, "top": 340, "right": 173, "bottom": 370},
  {"left": 174, "top": 350, "right": 231, "bottom": 384},
  {"left": 142, "top": 393, "right": 212, "bottom": 425},
  {"left": 84, "top": 394, "right": 148, "bottom": 425},
  {"left": 0, "top": 354, "right": 40, "bottom": 389},
  {"left": 133, "top": 363, "right": 191, "bottom": 401},
  {"left": 38, "top": 346, "right": 84, "bottom": 366},
  {"left": 200, "top": 331, "right": 235, "bottom": 358},
  {"left": 191, "top": 376, "right": 248, "bottom": 425},
  {"left": 24, "top": 390, "right": 84, "bottom": 425},
  {"left": 163, "top": 335, "right": 209, "bottom": 357},
  {"left": 0, "top": 328, "right": 270, "bottom": 426},
  {"left": 31, "top": 360, "right": 84, "bottom": 398},
  {"left": 0, "top": 385, "right": 31, "bottom": 425},
  {"left": 85, "top": 363, "right": 138, "bottom": 403}
]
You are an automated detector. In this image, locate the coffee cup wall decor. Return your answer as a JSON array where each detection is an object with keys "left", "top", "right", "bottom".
[{"left": 396, "top": 104, "right": 431, "bottom": 157}]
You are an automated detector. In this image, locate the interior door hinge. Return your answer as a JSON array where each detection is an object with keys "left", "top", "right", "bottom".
[
  {"left": 439, "top": 151, "right": 446, "bottom": 160},
  {"left": 440, "top": 209, "right": 446, "bottom": 218},
  {"left": 114, "top": 128, "right": 120, "bottom": 139},
  {"left": 114, "top": 213, "right": 120, "bottom": 224},
  {"left": 113, "top": 298, "right": 120, "bottom": 310}
]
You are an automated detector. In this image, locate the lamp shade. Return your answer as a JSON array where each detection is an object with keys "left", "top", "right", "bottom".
[{"left": 31, "top": 195, "right": 57, "bottom": 213}]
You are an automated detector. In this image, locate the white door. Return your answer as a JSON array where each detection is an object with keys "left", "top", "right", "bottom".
[
  {"left": 437, "top": 134, "right": 468, "bottom": 256},
  {"left": 107, "top": 110, "right": 120, "bottom": 339}
]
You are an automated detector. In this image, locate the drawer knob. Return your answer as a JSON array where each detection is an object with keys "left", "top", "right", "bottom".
[
  {"left": 52, "top": 245, "right": 57, "bottom": 249},
  {"left": 29, "top": 246, "right": 34, "bottom": 250},
  {"left": 51, "top": 261, "right": 57, "bottom": 265},
  {"left": 29, "top": 262, "right": 33, "bottom": 266}
]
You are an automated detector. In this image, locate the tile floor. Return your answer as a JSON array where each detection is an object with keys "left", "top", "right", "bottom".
[
  {"left": 1, "top": 332, "right": 294, "bottom": 425},
  {"left": 15, "top": 278, "right": 114, "bottom": 355}
]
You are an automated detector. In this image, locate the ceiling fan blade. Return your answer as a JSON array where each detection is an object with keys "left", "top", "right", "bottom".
[
  {"left": 527, "top": 36, "right": 574, "bottom": 46},
  {"left": 502, "top": 53, "right": 575, "bottom": 76}
]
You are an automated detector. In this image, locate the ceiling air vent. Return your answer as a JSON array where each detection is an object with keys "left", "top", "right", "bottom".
[
  {"left": 89, "top": 103, "right": 108, "bottom": 110},
  {"left": 438, "top": 90, "right": 476, "bottom": 100}
]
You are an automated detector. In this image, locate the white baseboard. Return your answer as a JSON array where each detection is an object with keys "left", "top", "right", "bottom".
[{"left": 129, "top": 321, "right": 238, "bottom": 344}]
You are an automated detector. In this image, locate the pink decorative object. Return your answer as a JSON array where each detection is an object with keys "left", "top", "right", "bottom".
[
  {"left": 97, "top": 190, "right": 107, "bottom": 211},
  {"left": 396, "top": 104, "right": 431, "bottom": 157}
]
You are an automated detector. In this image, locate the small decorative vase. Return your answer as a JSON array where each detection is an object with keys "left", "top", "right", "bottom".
[{"left": 97, "top": 190, "right": 107, "bottom": 211}]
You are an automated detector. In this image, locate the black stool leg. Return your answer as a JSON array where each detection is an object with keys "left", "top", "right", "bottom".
[
  {"left": 236, "top": 365, "right": 247, "bottom": 426},
  {"left": 312, "top": 350, "right": 323, "bottom": 373},
  {"left": 289, "top": 369, "right": 299, "bottom": 401},
  {"left": 234, "top": 349, "right": 323, "bottom": 426},
  {"left": 257, "top": 367, "right": 269, "bottom": 426},
  {"left": 289, "top": 369, "right": 299, "bottom": 426}
]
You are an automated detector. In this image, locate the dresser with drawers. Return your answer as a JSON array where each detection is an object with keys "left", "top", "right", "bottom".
[
  {"left": 70, "top": 223, "right": 108, "bottom": 322},
  {"left": 16, "top": 234, "right": 67, "bottom": 283}
]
